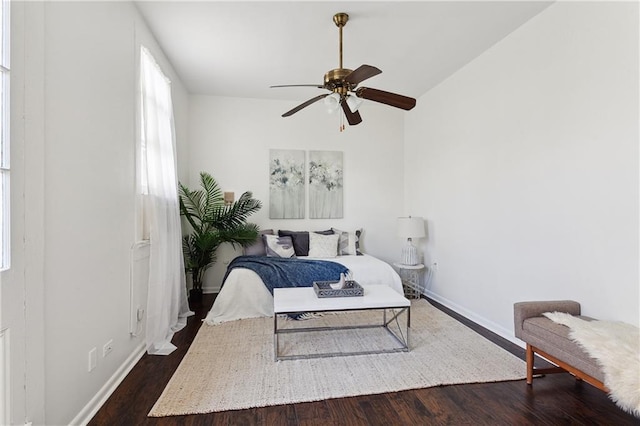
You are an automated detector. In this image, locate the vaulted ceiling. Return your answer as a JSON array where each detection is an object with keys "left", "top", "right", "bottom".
[{"left": 135, "top": 1, "right": 552, "bottom": 101}]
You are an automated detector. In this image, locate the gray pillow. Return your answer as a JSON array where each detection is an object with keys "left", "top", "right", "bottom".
[
  {"left": 243, "top": 229, "right": 274, "bottom": 256},
  {"left": 278, "top": 230, "right": 310, "bottom": 256}
]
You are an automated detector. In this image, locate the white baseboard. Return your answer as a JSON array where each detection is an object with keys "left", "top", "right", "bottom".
[
  {"left": 202, "top": 285, "right": 220, "bottom": 294},
  {"left": 69, "top": 343, "right": 146, "bottom": 426},
  {"left": 424, "top": 290, "right": 525, "bottom": 349}
]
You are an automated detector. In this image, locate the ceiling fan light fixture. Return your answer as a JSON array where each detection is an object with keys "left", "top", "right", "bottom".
[
  {"left": 346, "top": 95, "right": 363, "bottom": 113},
  {"left": 324, "top": 92, "right": 341, "bottom": 113},
  {"left": 271, "top": 12, "right": 416, "bottom": 128}
]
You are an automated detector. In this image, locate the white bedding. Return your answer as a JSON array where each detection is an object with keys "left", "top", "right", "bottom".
[{"left": 204, "top": 254, "right": 403, "bottom": 324}]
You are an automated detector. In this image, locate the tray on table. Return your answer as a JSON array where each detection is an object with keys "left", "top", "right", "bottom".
[{"left": 313, "top": 280, "right": 363, "bottom": 298}]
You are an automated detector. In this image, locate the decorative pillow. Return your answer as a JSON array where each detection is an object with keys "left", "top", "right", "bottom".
[
  {"left": 308, "top": 232, "right": 340, "bottom": 258},
  {"left": 277, "top": 230, "right": 335, "bottom": 256},
  {"left": 278, "top": 230, "right": 310, "bottom": 256},
  {"left": 263, "top": 234, "right": 296, "bottom": 258},
  {"left": 331, "top": 228, "right": 363, "bottom": 255},
  {"left": 243, "top": 229, "right": 274, "bottom": 256}
]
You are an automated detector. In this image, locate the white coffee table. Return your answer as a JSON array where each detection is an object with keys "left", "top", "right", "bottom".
[{"left": 273, "top": 285, "right": 411, "bottom": 361}]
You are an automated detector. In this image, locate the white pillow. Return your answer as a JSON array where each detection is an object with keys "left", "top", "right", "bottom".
[
  {"left": 263, "top": 234, "right": 296, "bottom": 258},
  {"left": 308, "top": 232, "right": 340, "bottom": 258}
]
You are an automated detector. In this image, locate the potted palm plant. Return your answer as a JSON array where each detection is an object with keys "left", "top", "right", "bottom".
[{"left": 179, "top": 172, "right": 262, "bottom": 301}]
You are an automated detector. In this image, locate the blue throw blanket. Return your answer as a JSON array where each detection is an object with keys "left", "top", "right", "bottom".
[{"left": 222, "top": 256, "right": 350, "bottom": 295}]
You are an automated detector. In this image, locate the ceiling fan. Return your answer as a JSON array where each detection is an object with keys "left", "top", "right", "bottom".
[{"left": 271, "top": 12, "right": 416, "bottom": 127}]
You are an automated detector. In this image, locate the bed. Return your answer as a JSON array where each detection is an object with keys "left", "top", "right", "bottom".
[{"left": 204, "top": 254, "right": 404, "bottom": 324}]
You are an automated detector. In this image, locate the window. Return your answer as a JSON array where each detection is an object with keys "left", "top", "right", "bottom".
[
  {"left": 138, "top": 46, "right": 176, "bottom": 242},
  {"left": 136, "top": 46, "right": 155, "bottom": 241},
  {"left": 0, "top": 0, "right": 9, "bottom": 270}
]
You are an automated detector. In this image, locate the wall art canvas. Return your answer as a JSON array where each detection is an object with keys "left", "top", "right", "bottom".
[
  {"left": 269, "top": 149, "right": 305, "bottom": 219},
  {"left": 309, "top": 150, "right": 343, "bottom": 219}
]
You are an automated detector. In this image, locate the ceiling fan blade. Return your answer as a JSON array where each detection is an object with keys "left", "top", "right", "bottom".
[
  {"left": 341, "top": 100, "right": 362, "bottom": 125},
  {"left": 344, "top": 65, "right": 382, "bottom": 86},
  {"left": 271, "top": 84, "right": 325, "bottom": 89},
  {"left": 355, "top": 87, "right": 416, "bottom": 110},
  {"left": 282, "top": 94, "right": 329, "bottom": 117}
]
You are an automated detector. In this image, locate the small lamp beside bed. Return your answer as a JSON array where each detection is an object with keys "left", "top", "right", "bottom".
[{"left": 397, "top": 216, "right": 425, "bottom": 266}]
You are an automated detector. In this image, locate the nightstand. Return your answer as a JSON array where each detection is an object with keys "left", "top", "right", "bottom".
[{"left": 393, "top": 263, "right": 425, "bottom": 299}]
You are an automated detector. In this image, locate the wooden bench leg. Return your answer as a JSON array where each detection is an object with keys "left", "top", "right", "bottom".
[
  {"left": 524, "top": 344, "right": 608, "bottom": 392},
  {"left": 526, "top": 343, "right": 534, "bottom": 385}
]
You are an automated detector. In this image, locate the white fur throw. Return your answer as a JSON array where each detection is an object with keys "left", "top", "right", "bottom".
[{"left": 543, "top": 311, "right": 640, "bottom": 417}]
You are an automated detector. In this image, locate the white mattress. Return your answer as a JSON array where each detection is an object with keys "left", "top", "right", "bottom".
[{"left": 204, "top": 254, "right": 403, "bottom": 324}]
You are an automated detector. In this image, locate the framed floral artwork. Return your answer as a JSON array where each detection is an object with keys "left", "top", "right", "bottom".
[
  {"left": 269, "top": 149, "right": 305, "bottom": 219},
  {"left": 309, "top": 151, "right": 343, "bottom": 219}
]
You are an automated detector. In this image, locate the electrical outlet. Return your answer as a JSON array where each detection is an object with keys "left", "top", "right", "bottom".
[
  {"left": 136, "top": 306, "right": 145, "bottom": 322},
  {"left": 103, "top": 339, "right": 113, "bottom": 357},
  {"left": 88, "top": 348, "right": 97, "bottom": 372}
]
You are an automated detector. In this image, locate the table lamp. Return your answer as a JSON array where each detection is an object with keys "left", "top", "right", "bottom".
[{"left": 397, "top": 216, "right": 425, "bottom": 266}]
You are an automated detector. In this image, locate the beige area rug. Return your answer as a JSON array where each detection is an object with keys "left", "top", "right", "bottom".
[{"left": 149, "top": 299, "right": 525, "bottom": 417}]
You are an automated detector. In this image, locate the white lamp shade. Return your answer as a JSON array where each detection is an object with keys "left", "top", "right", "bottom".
[
  {"left": 346, "top": 95, "right": 363, "bottom": 113},
  {"left": 324, "top": 93, "right": 341, "bottom": 113},
  {"left": 397, "top": 216, "right": 425, "bottom": 239}
]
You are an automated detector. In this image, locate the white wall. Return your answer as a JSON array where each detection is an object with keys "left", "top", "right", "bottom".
[
  {"left": 405, "top": 2, "right": 639, "bottom": 339},
  {"left": 188, "top": 95, "right": 406, "bottom": 292},
  {"left": 7, "top": 2, "right": 189, "bottom": 424}
]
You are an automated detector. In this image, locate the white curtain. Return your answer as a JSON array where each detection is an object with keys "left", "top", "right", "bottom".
[{"left": 140, "top": 46, "right": 193, "bottom": 355}]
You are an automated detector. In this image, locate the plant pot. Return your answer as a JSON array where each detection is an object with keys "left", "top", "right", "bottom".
[{"left": 189, "top": 288, "right": 203, "bottom": 302}]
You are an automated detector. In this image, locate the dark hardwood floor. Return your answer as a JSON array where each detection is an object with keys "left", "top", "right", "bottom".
[{"left": 89, "top": 294, "right": 639, "bottom": 425}]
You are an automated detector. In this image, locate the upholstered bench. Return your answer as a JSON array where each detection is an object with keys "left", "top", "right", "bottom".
[{"left": 513, "top": 300, "right": 607, "bottom": 392}]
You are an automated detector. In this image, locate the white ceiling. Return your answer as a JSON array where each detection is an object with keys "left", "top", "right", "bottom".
[{"left": 135, "top": 1, "right": 552, "bottom": 102}]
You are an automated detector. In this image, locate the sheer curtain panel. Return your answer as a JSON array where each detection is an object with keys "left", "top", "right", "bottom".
[{"left": 140, "top": 46, "right": 193, "bottom": 355}]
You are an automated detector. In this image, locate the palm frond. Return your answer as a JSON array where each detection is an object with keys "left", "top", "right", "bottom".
[
  {"left": 200, "top": 172, "right": 224, "bottom": 221},
  {"left": 179, "top": 182, "right": 205, "bottom": 231},
  {"left": 216, "top": 223, "right": 260, "bottom": 248},
  {"left": 209, "top": 191, "right": 262, "bottom": 231}
]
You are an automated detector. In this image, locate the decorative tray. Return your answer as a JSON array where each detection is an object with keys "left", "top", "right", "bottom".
[{"left": 313, "top": 280, "right": 363, "bottom": 298}]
